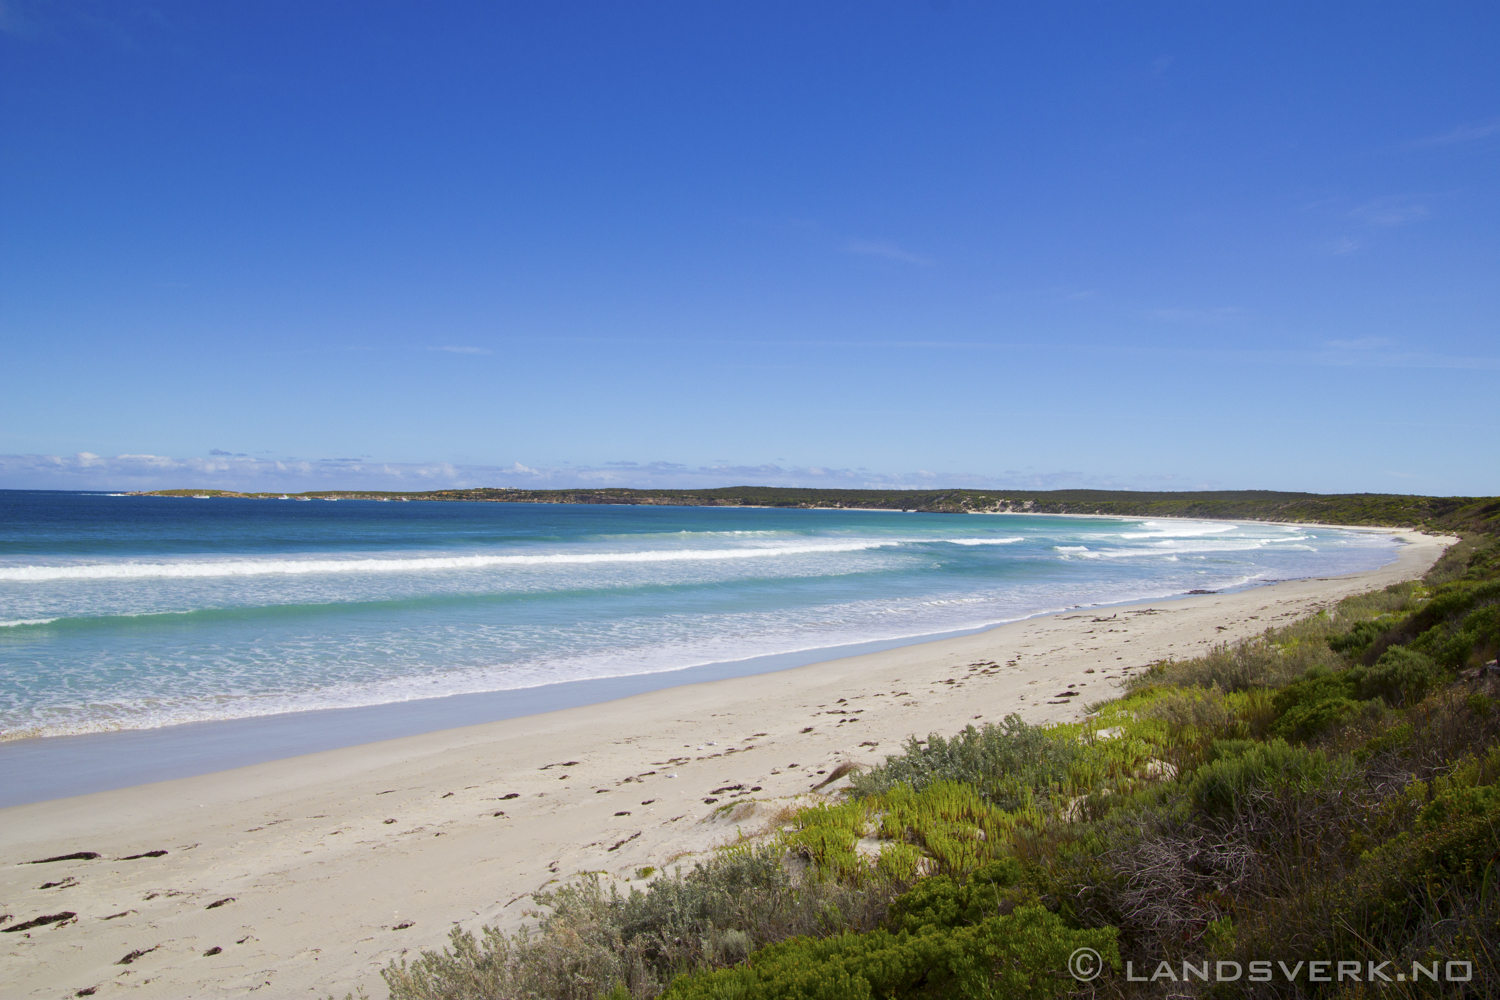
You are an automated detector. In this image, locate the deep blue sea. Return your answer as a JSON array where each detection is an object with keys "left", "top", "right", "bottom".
[{"left": 0, "top": 490, "right": 1400, "bottom": 742}]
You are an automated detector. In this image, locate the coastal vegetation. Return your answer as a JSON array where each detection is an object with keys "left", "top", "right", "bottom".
[
  {"left": 370, "top": 533, "right": 1500, "bottom": 998},
  {"left": 135, "top": 487, "right": 1500, "bottom": 534}
]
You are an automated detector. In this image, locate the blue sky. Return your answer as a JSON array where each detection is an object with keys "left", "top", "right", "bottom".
[{"left": 2, "top": 1, "right": 1496, "bottom": 495}]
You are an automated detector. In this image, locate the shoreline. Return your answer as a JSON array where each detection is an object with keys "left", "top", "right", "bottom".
[
  {"left": 0, "top": 528, "right": 1451, "bottom": 999},
  {"left": 0, "top": 519, "right": 1409, "bottom": 804}
]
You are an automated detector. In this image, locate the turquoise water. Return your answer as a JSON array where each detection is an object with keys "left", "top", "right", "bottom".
[{"left": 0, "top": 490, "right": 1399, "bottom": 741}]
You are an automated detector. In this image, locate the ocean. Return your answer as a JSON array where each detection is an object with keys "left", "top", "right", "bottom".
[{"left": 0, "top": 489, "right": 1400, "bottom": 746}]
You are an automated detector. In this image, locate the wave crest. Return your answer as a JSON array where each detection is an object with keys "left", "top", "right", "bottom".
[{"left": 0, "top": 540, "right": 904, "bottom": 582}]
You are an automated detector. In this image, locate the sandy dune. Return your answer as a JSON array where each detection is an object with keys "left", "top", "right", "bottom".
[{"left": 0, "top": 529, "right": 1449, "bottom": 998}]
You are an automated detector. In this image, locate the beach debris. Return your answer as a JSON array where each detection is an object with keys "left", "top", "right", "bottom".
[
  {"left": 606, "top": 831, "right": 641, "bottom": 852},
  {"left": 116, "top": 944, "right": 160, "bottom": 964},
  {"left": 614, "top": 811, "right": 631, "bottom": 816},
  {"left": 383, "top": 818, "right": 397, "bottom": 824},
  {"left": 392, "top": 921, "right": 415, "bottom": 930},
  {"left": 441, "top": 791, "right": 453, "bottom": 798},
  {"left": 100, "top": 911, "right": 134, "bottom": 920},
  {"left": 376, "top": 789, "right": 396, "bottom": 795},
  {"left": 205, "top": 897, "right": 235, "bottom": 909},
  {"left": 24, "top": 852, "right": 99, "bottom": 865},
  {"left": 37, "top": 876, "right": 78, "bottom": 890},
  {"left": 75, "top": 987, "right": 98, "bottom": 996},
  {"left": 539, "top": 761, "right": 581, "bottom": 770},
  {"left": 800, "top": 727, "right": 814, "bottom": 733},
  {"left": 666, "top": 773, "right": 678, "bottom": 778},
  {"left": 118, "top": 850, "right": 168, "bottom": 860},
  {"left": 1, "top": 911, "right": 76, "bottom": 933},
  {"left": 812, "top": 762, "right": 861, "bottom": 790},
  {"left": 203, "top": 946, "right": 222, "bottom": 956},
  {"left": 703, "top": 797, "right": 719, "bottom": 804}
]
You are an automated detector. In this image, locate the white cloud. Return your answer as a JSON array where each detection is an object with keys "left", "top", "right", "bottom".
[
  {"left": 844, "top": 239, "right": 932, "bottom": 266},
  {"left": 1323, "top": 337, "right": 1394, "bottom": 350},
  {"left": 1415, "top": 119, "right": 1500, "bottom": 147},
  {"left": 1350, "top": 198, "right": 1429, "bottom": 228},
  {"left": 1151, "top": 306, "right": 1242, "bottom": 323}
]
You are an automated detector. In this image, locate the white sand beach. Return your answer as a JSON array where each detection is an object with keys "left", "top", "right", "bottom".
[{"left": 0, "top": 529, "right": 1452, "bottom": 999}]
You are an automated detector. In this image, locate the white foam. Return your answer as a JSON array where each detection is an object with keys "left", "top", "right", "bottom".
[
  {"left": 0, "top": 540, "right": 905, "bottom": 582},
  {"left": 0, "top": 618, "right": 59, "bottom": 628},
  {"left": 1119, "top": 520, "right": 1240, "bottom": 539},
  {"left": 943, "top": 537, "right": 1025, "bottom": 546}
]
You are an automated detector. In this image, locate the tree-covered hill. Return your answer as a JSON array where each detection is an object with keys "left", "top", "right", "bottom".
[{"left": 134, "top": 487, "right": 1500, "bottom": 534}]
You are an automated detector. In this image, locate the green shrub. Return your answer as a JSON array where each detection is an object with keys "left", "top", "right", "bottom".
[
  {"left": 884, "top": 858, "right": 1030, "bottom": 934},
  {"left": 1187, "top": 739, "right": 1352, "bottom": 820},
  {"left": 1268, "top": 668, "right": 1364, "bottom": 738},
  {"left": 1417, "top": 784, "right": 1500, "bottom": 830},
  {"left": 657, "top": 904, "right": 1118, "bottom": 1000},
  {"left": 1341, "top": 792, "right": 1500, "bottom": 941},
  {"left": 873, "top": 781, "right": 1034, "bottom": 878},
  {"left": 1327, "top": 618, "right": 1396, "bottom": 659},
  {"left": 849, "top": 717, "right": 1080, "bottom": 811},
  {"left": 381, "top": 846, "right": 906, "bottom": 1000},
  {"left": 1204, "top": 738, "right": 1257, "bottom": 763},
  {"left": 1346, "top": 646, "right": 1445, "bottom": 706}
]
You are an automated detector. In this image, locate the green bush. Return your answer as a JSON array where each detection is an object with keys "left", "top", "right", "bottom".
[
  {"left": 381, "top": 846, "right": 905, "bottom": 1000},
  {"left": 1346, "top": 645, "right": 1445, "bottom": 706},
  {"left": 849, "top": 717, "right": 1081, "bottom": 812},
  {"left": 1268, "top": 668, "right": 1364, "bottom": 738},
  {"left": 883, "top": 859, "right": 1030, "bottom": 934},
  {"left": 1417, "top": 784, "right": 1500, "bottom": 830},
  {"left": 1187, "top": 739, "right": 1352, "bottom": 820},
  {"left": 1416, "top": 603, "right": 1500, "bottom": 669},
  {"left": 657, "top": 904, "right": 1118, "bottom": 1000},
  {"left": 1327, "top": 617, "right": 1396, "bottom": 659}
]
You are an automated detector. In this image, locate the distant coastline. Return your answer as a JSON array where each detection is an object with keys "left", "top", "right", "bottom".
[{"left": 125, "top": 485, "right": 1500, "bottom": 533}]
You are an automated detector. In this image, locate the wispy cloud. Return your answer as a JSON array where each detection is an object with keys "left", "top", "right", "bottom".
[
  {"left": 0, "top": 452, "right": 1195, "bottom": 494},
  {"left": 1350, "top": 197, "right": 1428, "bottom": 228},
  {"left": 844, "top": 239, "right": 932, "bottom": 266},
  {"left": 1415, "top": 119, "right": 1500, "bottom": 147},
  {"left": 1323, "top": 337, "right": 1393, "bottom": 350},
  {"left": 1150, "top": 306, "right": 1242, "bottom": 323},
  {"left": 1326, "top": 236, "right": 1361, "bottom": 256},
  {"left": 429, "top": 345, "right": 492, "bottom": 355}
]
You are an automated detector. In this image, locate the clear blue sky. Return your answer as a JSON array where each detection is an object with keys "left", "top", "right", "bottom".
[{"left": 2, "top": 1, "right": 1496, "bottom": 495}]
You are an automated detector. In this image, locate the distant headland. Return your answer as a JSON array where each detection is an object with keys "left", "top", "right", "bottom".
[{"left": 127, "top": 486, "right": 1499, "bottom": 533}]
